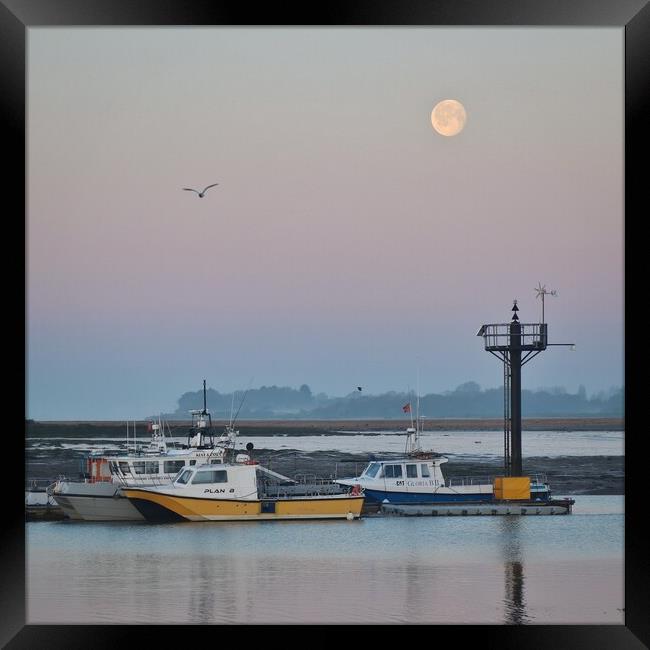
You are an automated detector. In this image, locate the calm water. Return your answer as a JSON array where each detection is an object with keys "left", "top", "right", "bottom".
[
  {"left": 27, "top": 495, "right": 624, "bottom": 624},
  {"left": 27, "top": 429, "right": 624, "bottom": 459}
]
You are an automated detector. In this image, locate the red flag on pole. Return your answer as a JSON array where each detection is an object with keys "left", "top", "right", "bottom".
[{"left": 402, "top": 403, "right": 411, "bottom": 413}]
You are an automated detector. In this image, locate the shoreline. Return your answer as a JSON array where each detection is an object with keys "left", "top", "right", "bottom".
[
  {"left": 27, "top": 448, "right": 624, "bottom": 496},
  {"left": 249, "top": 450, "right": 625, "bottom": 496},
  {"left": 26, "top": 417, "right": 624, "bottom": 438}
]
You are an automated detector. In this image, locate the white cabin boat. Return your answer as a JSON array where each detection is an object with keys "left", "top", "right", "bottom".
[
  {"left": 335, "top": 424, "right": 551, "bottom": 505},
  {"left": 50, "top": 381, "right": 239, "bottom": 521}
]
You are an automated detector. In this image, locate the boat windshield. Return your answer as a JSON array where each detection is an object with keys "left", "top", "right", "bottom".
[
  {"left": 364, "top": 462, "right": 381, "bottom": 478},
  {"left": 192, "top": 469, "right": 228, "bottom": 484},
  {"left": 176, "top": 469, "right": 193, "bottom": 485}
]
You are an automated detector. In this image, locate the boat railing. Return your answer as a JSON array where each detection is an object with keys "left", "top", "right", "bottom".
[
  {"left": 446, "top": 475, "right": 496, "bottom": 487},
  {"left": 25, "top": 477, "right": 68, "bottom": 501},
  {"left": 113, "top": 473, "right": 178, "bottom": 488},
  {"left": 293, "top": 473, "right": 339, "bottom": 485},
  {"left": 294, "top": 473, "right": 315, "bottom": 483},
  {"left": 446, "top": 473, "right": 549, "bottom": 488},
  {"left": 87, "top": 448, "right": 128, "bottom": 458},
  {"left": 259, "top": 481, "right": 347, "bottom": 498},
  {"left": 26, "top": 478, "right": 58, "bottom": 492}
]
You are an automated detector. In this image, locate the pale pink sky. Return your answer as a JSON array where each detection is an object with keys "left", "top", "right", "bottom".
[{"left": 27, "top": 28, "right": 623, "bottom": 419}]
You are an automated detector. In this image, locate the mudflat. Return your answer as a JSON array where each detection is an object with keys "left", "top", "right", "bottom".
[
  {"left": 26, "top": 417, "right": 624, "bottom": 495},
  {"left": 27, "top": 417, "right": 623, "bottom": 438},
  {"left": 249, "top": 449, "right": 624, "bottom": 495}
]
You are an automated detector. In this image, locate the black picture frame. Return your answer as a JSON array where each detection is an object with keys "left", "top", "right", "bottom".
[{"left": 4, "top": 0, "right": 647, "bottom": 646}]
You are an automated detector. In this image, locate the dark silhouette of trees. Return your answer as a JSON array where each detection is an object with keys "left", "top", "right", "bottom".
[{"left": 159, "top": 383, "right": 623, "bottom": 420}]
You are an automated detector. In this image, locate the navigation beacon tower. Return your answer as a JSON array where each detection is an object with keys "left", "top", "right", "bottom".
[{"left": 476, "top": 288, "right": 574, "bottom": 477}]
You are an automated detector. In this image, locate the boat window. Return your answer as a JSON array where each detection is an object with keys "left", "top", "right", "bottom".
[
  {"left": 192, "top": 470, "right": 228, "bottom": 484},
  {"left": 145, "top": 461, "right": 159, "bottom": 474},
  {"left": 164, "top": 460, "right": 185, "bottom": 474},
  {"left": 189, "top": 460, "right": 196, "bottom": 466},
  {"left": 176, "top": 470, "right": 193, "bottom": 485},
  {"left": 364, "top": 463, "right": 381, "bottom": 478},
  {"left": 210, "top": 459, "right": 222, "bottom": 465},
  {"left": 384, "top": 464, "right": 403, "bottom": 479},
  {"left": 406, "top": 464, "right": 418, "bottom": 478},
  {"left": 119, "top": 462, "right": 131, "bottom": 475},
  {"left": 132, "top": 461, "right": 146, "bottom": 475},
  {"left": 420, "top": 464, "right": 430, "bottom": 478}
]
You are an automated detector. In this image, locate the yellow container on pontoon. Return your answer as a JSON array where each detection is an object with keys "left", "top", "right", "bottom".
[{"left": 493, "top": 476, "right": 530, "bottom": 500}]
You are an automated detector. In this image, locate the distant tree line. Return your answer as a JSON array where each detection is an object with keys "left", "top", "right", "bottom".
[{"left": 155, "top": 381, "right": 624, "bottom": 420}]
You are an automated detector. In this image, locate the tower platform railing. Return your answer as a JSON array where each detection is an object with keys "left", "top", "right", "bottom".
[{"left": 478, "top": 323, "right": 547, "bottom": 352}]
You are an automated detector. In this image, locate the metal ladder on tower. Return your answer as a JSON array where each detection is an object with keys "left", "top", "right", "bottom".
[{"left": 503, "top": 353, "right": 512, "bottom": 477}]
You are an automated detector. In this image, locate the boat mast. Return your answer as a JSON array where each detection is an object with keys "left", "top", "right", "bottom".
[
  {"left": 404, "top": 386, "right": 415, "bottom": 455},
  {"left": 229, "top": 392, "right": 235, "bottom": 430},
  {"left": 202, "top": 379, "right": 213, "bottom": 446},
  {"left": 415, "top": 369, "right": 421, "bottom": 452},
  {"left": 201, "top": 379, "right": 206, "bottom": 447}
]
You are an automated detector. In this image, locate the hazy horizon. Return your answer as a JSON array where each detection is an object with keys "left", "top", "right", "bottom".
[
  {"left": 26, "top": 379, "right": 624, "bottom": 422},
  {"left": 27, "top": 27, "right": 623, "bottom": 420}
]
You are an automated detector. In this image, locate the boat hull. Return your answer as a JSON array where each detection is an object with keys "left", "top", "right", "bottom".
[
  {"left": 52, "top": 492, "right": 144, "bottom": 521},
  {"left": 362, "top": 488, "right": 551, "bottom": 505},
  {"left": 123, "top": 488, "right": 364, "bottom": 522},
  {"left": 51, "top": 482, "right": 145, "bottom": 521}
]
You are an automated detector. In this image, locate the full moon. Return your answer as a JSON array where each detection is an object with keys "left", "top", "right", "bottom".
[{"left": 431, "top": 99, "right": 467, "bottom": 136}]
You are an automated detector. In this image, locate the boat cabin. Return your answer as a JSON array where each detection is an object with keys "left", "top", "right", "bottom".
[
  {"left": 354, "top": 457, "right": 448, "bottom": 488},
  {"left": 106, "top": 448, "right": 225, "bottom": 482},
  {"left": 169, "top": 463, "right": 259, "bottom": 500}
]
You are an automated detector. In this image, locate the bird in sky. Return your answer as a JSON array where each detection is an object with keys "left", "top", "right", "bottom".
[{"left": 182, "top": 183, "right": 219, "bottom": 198}]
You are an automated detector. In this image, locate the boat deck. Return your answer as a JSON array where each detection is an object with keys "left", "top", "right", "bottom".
[
  {"left": 259, "top": 483, "right": 346, "bottom": 498},
  {"left": 381, "top": 498, "right": 575, "bottom": 516}
]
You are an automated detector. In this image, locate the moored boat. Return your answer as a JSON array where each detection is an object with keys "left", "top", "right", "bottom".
[
  {"left": 335, "top": 416, "right": 551, "bottom": 505},
  {"left": 123, "top": 460, "right": 364, "bottom": 522},
  {"left": 49, "top": 381, "right": 239, "bottom": 521},
  {"left": 336, "top": 454, "right": 551, "bottom": 505}
]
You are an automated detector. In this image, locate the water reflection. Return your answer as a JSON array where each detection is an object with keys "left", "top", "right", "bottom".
[
  {"left": 27, "top": 505, "right": 624, "bottom": 624},
  {"left": 499, "top": 517, "right": 529, "bottom": 624},
  {"left": 188, "top": 555, "right": 216, "bottom": 622}
]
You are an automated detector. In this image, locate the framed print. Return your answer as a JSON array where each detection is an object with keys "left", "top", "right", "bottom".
[{"left": 4, "top": 0, "right": 648, "bottom": 646}]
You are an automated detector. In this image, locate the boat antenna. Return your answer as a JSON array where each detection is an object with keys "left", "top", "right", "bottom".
[
  {"left": 230, "top": 377, "right": 254, "bottom": 428},
  {"left": 416, "top": 367, "right": 421, "bottom": 443},
  {"left": 229, "top": 392, "right": 235, "bottom": 429},
  {"left": 202, "top": 379, "right": 207, "bottom": 415},
  {"left": 231, "top": 389, "right": 249, "bottom": 427}
]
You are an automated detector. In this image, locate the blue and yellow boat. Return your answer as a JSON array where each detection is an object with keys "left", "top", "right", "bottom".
[{"left": 335, "top": 426, "right": 551, "bottom": 505}]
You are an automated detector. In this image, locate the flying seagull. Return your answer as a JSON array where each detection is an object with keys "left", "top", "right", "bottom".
[{"left": 183, "top": 183, "right": 219, "bottom": 198}]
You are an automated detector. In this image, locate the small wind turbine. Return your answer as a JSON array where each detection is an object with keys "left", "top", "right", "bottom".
[{"left": 534, "top": 282, "right": 557, "bottom": 324}]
